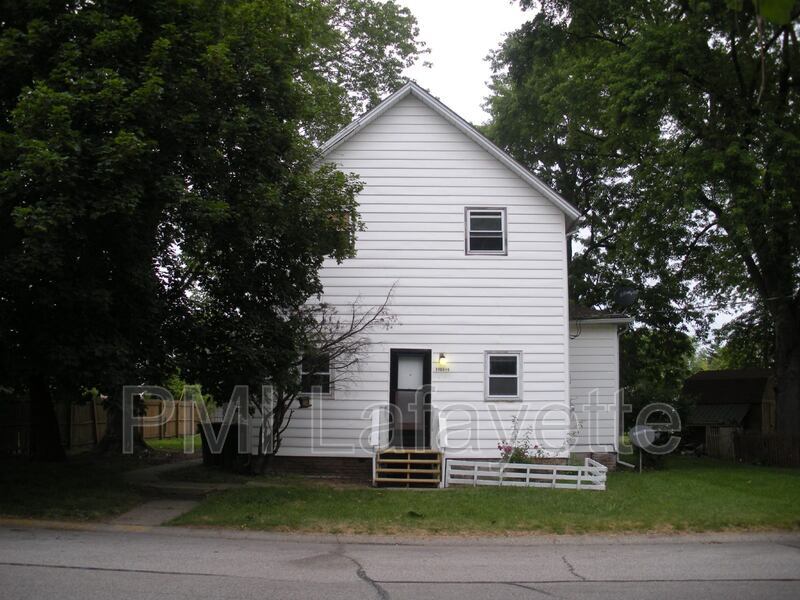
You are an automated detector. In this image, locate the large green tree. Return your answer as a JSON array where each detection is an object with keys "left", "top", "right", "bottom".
[
  {"left": 0, "top": 0, "right": 424, "bottom": 457},
  {"left": 708, "top": 303, "right": 775, "bottom": 369},
  {"left": 486, "top": 0, "right": 800, "bottom": 434}
]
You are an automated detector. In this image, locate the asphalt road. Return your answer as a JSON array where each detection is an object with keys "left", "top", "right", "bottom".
[{"left": 1, "top": 524, "right": 799, "bottom": 599}]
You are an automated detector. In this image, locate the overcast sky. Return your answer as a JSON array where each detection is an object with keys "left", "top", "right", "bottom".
[{"left": 400, "top": 0, "right": 531, "bottom": 125}]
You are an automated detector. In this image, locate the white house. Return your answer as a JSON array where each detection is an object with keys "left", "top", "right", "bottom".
[{"left": 273, "top": 82, "right": 629, "bottom": 484}]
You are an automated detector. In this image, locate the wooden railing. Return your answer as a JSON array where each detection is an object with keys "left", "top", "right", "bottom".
[{"left": 445, "top": 457, "right": 607, "bottom": 491}]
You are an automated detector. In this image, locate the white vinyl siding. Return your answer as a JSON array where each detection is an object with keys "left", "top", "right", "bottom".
[
  {"left": 569, "top": 323, "right": 620, "bottom": 453},
  {"left": 279, "top": 93, "right": 571, "bottom": 458}
]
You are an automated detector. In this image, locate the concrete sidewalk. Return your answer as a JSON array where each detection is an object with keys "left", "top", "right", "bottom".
[
  {"left": 122, "top": 458, "right": 240, "bottom": 498},
  {"left": 110, "top": 500, "right": 199, "bottom": 527},
  {"left": 108, "top": 459, "right": 237, "bottom": 526}
]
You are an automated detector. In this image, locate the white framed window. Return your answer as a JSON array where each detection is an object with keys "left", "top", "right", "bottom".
[
  {"left": 301, "top": 355, "right": 331, "bottom": 395},
  {"left": 466, "top": 207, "right": 507, "bottom": 255},
  {"left": 485, "top": 351, "right": 522, "bottom": 400}
]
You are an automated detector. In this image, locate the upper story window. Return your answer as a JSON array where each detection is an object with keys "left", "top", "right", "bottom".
[
  {"left": 485, "top": 351, "right": 521, "bottom": 400},
  {"left": 301, "top": 355, "right": 331, "bottom": 395},
  {"left": 466, "top": 208, "right": 507, "bottom": 255}
]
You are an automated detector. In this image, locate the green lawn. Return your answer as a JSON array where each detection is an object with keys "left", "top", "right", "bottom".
[
  {"left": 0, "top": 455, "right": 149, "bottom": 521},
  {"left": 158, "top": 463, "right": 253, "bottom": 484},
  {"left": 146, "top": 434, "right": 201, "bottom": 453},
  {"left": 172, "top": 457, "right": 800, "bottom": 535}
]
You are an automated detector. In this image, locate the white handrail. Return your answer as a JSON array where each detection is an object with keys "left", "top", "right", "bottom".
[
  {"left": 370, "top": 407, "right": 381, "bottom": 448},
  {"left": 431, "top": 405, "right": 448, "bottom": 452},
  {"left": 370, "top": 404, "right": 391, "bottom": 450}
]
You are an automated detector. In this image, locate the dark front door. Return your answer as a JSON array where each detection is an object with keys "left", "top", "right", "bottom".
[{"left": 389, "top": 349, "right": 431, "bottom": 448}]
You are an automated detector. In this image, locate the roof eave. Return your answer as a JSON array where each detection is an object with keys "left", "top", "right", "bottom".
[
  {"left": 569, "top": 317, "right": 633, "bottom": 325},
  {"left": 318, "top": 82, "right": 415, "bottom": 156}
]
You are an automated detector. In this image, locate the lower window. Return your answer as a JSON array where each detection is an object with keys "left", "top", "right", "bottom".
[{"left": 485, "top": 352, "right": 521, "bottom": 400}]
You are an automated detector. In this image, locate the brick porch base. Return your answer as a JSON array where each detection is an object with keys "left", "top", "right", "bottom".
[{"left": 268, "top": 456, "right": 372, "bottom": 481}]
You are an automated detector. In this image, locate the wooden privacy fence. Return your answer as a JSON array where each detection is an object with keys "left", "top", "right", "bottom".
[
  {"left": 733, "top": 433, "right": 800, "bottom": 468},
  {"left": 445, "top": 458, "right": 608, "bottom": 491},
  {"left": 1, "top": 398, "right": 201, "bottom": 455},
  {"left": 138, "top": 400, "right": 201, "bottom": 440},
  {"left": 58, "top": 397, "right": 107, "bottom": 450}
]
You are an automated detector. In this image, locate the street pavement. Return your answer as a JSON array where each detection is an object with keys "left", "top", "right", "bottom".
[{"left": 0, "top": 523, "right": 798, "bottom": 599}]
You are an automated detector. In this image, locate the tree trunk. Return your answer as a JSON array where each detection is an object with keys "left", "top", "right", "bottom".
[
  {"left": 773, "top": 304, "right": 800, "bottom": 435},
  {"left": 95, "top": 391, "right": 149, "bottom": 454},
  {"left": 249, "top": 452, "right": 272, "bottom": 475},
  {"left": 28, "top": 378, "right": 65, "bottom": 461}
]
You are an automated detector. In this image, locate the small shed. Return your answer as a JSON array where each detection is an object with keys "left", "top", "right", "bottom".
[{"left": 683, "top": 369, "right": 776, "bottom": 459}]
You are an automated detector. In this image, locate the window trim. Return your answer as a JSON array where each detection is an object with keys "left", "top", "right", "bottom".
[
  {"left": 300, "top": 356, "right": 333, "bottom": 397},
  {"left": 484, "top": 351, "right": 522, "bottom": 401},
  {"left": 465, "top": 207, "right": 508, "bottom": 255}
]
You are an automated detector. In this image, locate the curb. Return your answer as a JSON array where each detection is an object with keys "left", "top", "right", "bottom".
[{"left": 2, "top": 517, "right": 799, "bottom": 548}]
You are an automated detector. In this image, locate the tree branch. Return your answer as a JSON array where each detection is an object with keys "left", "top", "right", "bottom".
[
  {"left": 267, "top": 285, "right": 396, "bottom": 455},
  {"left": 696, "top": 191, "right": 768, "bottom": 298},
  {"left": 676, "top": 220, "right": 717, "bottom": 277},
  {"left": 729, "top": 11, "right": 748, "bottom": 98}
]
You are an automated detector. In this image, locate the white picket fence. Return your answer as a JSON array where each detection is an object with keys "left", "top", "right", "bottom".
[{"left": 445, "top": 458, "right": 607, "bottom": 491}]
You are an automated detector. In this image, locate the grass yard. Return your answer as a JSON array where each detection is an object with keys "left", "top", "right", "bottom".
[
  {"left": 172, "top": 456, "right": 800, "bottom": 535},
  {"left": 158, "top": 463, "right": 253, "bottom": 484},
  {"left": 0, "top": 454, "right": 149, "bottom": 521},
  {"left": 146, "top": 434, "right": 201, "bottom": 453}
]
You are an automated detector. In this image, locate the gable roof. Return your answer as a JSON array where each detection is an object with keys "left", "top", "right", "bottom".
[
  {"left": 687, "top": 403, "right": 751, "bottom": 427},
  {"left": 683, "top": 369, "right": 774, "bottom": 406},
  {"left": 319, "top": 81, "right": 582, "bottom": 225}
]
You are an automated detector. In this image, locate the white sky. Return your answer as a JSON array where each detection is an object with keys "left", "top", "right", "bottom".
[{"left": 399, "top": 0, "right": 531, "bottom": 125}]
